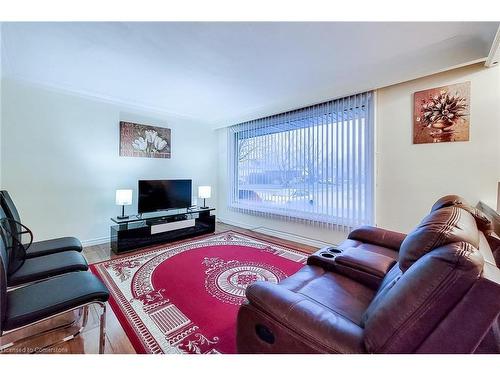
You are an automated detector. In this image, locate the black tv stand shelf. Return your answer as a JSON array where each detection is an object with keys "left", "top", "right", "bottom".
[
  {"left": 145, "top": 213, "right": 188, "bottom": 226},
  {"left": 110, "top": 208, "right": 216, "bottom": 254}
]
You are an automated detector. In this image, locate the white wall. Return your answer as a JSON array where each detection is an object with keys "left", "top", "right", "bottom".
[
  {"left": 1, "top": 79, "right": 217, "bottom": 245},
  {"left": 0, "top": 23, "right": 3, "bottom": 187},
  {"left": 217, "top": 63, "right": 500, "bottom": 243},
  {"left": 376, "top": 63, "right": 500, "bottom": 232},
  {"left": 2, "top": 63, "right": 498, "bottom": 247}
]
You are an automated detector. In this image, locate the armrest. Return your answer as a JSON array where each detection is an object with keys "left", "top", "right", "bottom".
[
  {"left": 307, "top": 246, "right": 397, "bottom": 289},
  {"left": 245, "top": 281, "right": 365, "bottom": 353},
  {"left": 348, "top": 225, "right": 406, "bottom": 251},
  {"left": 335, "top": 248, "right": 397, "bottom": 278}
]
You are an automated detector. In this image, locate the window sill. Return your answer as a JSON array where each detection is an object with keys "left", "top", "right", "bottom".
[{"left": 228, "top": 201, "right": 361, "bottom": 227}]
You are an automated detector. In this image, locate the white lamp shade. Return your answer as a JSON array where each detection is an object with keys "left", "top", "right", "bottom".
[
  {"left": 116, "top": 189, "right": 132, "bottom": 206},
  {"left": 198, "top": 186, "right": 212, "bottom": 199}
]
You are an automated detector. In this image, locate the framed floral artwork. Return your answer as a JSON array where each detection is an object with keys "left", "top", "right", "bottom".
[
  {"left": 413, "top": 82, "right": 470, "bottom": 144},
  {"left": 119, "top": 121, "right": 171, "bottom": 158}
]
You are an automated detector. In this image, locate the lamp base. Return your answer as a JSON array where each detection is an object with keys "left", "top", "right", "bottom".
[
  {"left": 199, "top": 198, "right": 209, "bottom": 210},
  {"left": 117, "top": 205, "right": 129, "bottom": 220},
  {"left": 200, "top": 206, "right": 209, "bottom": 209}
]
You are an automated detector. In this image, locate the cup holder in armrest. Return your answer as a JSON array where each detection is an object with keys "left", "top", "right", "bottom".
[
  {"left": 307, "top": 246, "right": 344, "bottom": 268},
  {"left": 328, "top": 247, "right": 342, "bottom": 254},
  {"left": 320, "top": 247, "right": 342, "bottom": 258}
]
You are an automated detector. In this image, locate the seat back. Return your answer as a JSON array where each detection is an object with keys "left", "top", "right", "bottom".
[
  {"left": 0, "top": 191, "right": 23, "bottom": 254},
  {"left": 0, "top": 227, "right": 8, "bottom": 333},
  {"left": 0, "top": 205, "right": 25, "bottom": 275},
  {"left": 423, "top": 195, "right": 500, "bottom": 353},
  {"left": 430, "top": 194, "right": 493, "bottom": 234},
  {"left": 362, "top": 206, "right": 488, "bottom": 353}
]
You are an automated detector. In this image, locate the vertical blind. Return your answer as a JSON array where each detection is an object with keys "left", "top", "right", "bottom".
[{"left": 227, "top": 91, "right": 374, "bottom": 231}]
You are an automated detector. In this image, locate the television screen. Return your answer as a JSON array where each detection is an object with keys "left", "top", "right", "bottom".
[{"left": 138, "top": 179, "right": 192, "bottom": 214}]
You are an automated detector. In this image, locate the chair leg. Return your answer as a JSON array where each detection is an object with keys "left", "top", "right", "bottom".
[
  {"left": 0, "top": 307, "right": 85, "bottom": 352},
  {"left": 98, "top": 303, "right": 107, "bottom": 354},
  {"left": 0, "top": 304, "right": 99, "bottom": 354},
  {"left": 30, "top": 306, "right": 90, "bottom": 354}
]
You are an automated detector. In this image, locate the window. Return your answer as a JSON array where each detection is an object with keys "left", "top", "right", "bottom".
[{"left": 227, "top": 92, "right": 374, "bottom": 231}]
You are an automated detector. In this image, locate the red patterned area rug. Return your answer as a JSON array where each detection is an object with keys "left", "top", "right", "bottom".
[{"left": 90, "top": 231, "right": 309, "bottom": 354}]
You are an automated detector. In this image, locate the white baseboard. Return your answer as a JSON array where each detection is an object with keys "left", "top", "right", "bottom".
[
  {"left": 82, "top": 236, "right": 110, "bottom": 247},
  {"left": 217, "top": 216, "right": 333, "bottom": 249}
]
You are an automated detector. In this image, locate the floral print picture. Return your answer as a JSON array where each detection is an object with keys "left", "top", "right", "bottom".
[
  {"left": 119, "top": 121, "right": 171, "bottom": 158},
  {"left": 413, "top": 82, "right": 470, "bottom": 144}
]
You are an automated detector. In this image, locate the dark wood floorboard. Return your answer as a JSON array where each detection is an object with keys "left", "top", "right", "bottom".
[{"left": 1, "top": 223, "right": 317, "bottom": 354}]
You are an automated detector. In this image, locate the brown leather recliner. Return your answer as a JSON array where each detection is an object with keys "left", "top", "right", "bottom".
[{"left": 236, "top": 196, "right": 500, "bottom": 353}]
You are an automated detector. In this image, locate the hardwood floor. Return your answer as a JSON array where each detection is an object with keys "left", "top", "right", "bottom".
[{"left": 0, "top": 223, "right": 317, "bottom": 354}]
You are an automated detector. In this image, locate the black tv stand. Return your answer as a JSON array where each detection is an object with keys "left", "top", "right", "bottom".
[
  {"left": 145, "top": 213, "right": 188, "bottom": 226},
  {"left": 110, "top": 208, "right": 215, "bottom": 254}
]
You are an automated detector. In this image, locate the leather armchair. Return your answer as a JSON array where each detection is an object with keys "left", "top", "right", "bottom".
[{"left": 237, "top": 196, "right": 500, "bottom": 353}]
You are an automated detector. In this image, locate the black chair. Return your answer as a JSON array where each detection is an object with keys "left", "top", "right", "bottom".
[
  {"left": 0, "top": 239, "right": 109, "bottom": 353},
  {"left": 0, "top": 209, "right": 88, "bottom": 288},
  {"left": 0, "top": 191, "right": 82, "bottom": 259}
]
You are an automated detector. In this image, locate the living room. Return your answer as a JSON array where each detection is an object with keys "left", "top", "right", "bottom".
[{"left": 0, "top": 0, "right": 499, "bottom": 371}]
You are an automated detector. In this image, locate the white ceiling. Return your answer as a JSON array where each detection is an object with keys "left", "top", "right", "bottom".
[{"left": 1, "top": 22, "right": 498, "bottom": 127}]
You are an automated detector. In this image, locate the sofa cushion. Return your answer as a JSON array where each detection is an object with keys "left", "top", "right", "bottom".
[
  {"left": 399, "top": 206, "right": 479, "bottom": 272},
  {"left": 277, "top": 265, "right": 375, "bottom": 325},
  {"left": 431, "top": 195, "right": 493, "bottom": 234},
  {"left": 462, "top": 207, "right": 493, "bottom": 234},
  {"left": 430, "top": 194, "right": 467, "bottom": 212}
]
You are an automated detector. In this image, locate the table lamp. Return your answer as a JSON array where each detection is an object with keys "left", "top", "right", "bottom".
[
  {"left": 198, "top": 186, "right": 211, "bottom": 209},
  {"left": 116, "top": 189, "right": 132, "bottom": 219}
]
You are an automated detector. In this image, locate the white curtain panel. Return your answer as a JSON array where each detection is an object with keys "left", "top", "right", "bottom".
[{"left": 227, "top": 92, "right": 374, "bottom": 232}]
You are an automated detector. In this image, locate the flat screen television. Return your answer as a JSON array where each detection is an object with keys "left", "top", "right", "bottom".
[{"left": 138, "top": 179, "right": 192, "bottom": 214}]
